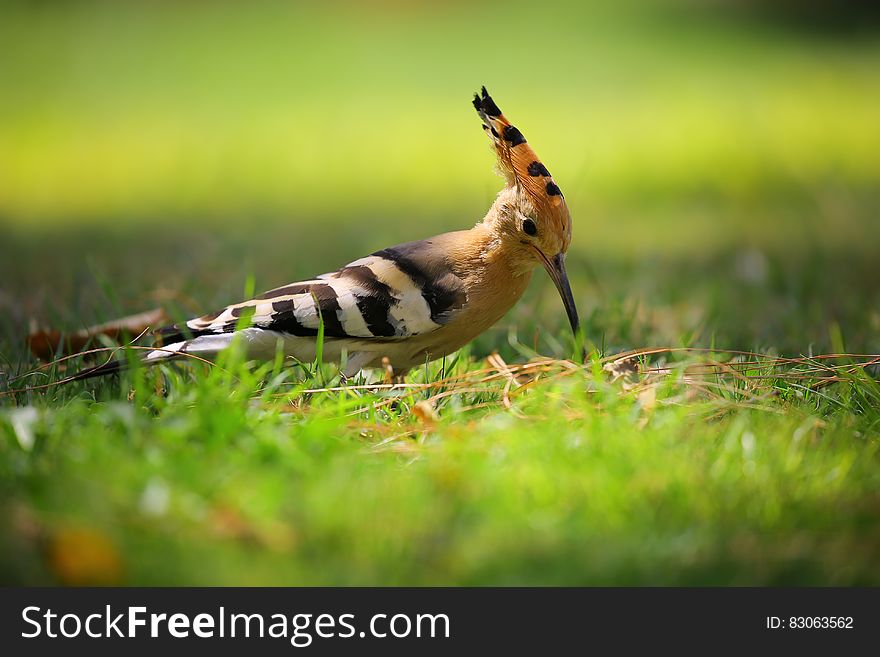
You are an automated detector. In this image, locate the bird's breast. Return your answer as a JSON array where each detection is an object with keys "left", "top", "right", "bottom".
[{"left": 421, "top": 265, "right": 533, "bottom": 356}]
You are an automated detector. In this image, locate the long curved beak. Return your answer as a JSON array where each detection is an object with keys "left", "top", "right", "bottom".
[{"left": 534, "top": 248, "right": 580, "bottom": 337}]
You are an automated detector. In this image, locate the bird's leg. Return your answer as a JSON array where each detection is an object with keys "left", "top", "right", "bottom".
[{"left": 380, "top": 357, "right": 407, "bottom": 386}]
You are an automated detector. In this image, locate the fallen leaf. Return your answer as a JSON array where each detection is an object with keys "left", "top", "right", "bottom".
[
  {"left": 27, "top": 308, "right": 170, "bottom": 361},
  {"left": 47, "top": 526, "right": 124, "bottom": 586},
  {"left": 412, "top": 400, "right": 438, "bottom": 428}
]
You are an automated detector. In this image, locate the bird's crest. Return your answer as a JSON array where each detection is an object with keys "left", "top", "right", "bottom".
[{"left": 473, "top": 86, "right": 571, "bottom": 236}]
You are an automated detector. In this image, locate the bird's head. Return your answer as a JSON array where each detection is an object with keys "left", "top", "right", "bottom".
[{"left": 473, "top": 86, "right": 579, "bottom": 337}]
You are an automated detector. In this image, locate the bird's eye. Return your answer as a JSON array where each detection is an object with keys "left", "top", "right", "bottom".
[{"left": 522, "top": 218, "right": 538, "bottom": 236}]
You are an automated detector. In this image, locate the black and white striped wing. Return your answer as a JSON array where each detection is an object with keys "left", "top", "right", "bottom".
[{"left": 158, "top": 240, "right": 468, "bottom": 345}]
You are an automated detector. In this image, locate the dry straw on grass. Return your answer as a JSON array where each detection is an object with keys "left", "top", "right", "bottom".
[{"left": 4, "top": 341, "right": 878, "bottom": 424}]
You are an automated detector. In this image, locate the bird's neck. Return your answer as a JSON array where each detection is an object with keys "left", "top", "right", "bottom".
[
  {"left": 456, "top": 222, "right": 534, "bottom": 311},
  {"left": 434, "top": 206, "right": 538, "bottom": 284}
]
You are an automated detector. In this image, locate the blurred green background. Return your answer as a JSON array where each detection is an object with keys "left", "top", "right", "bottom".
[
  {"left": 2, "top": 0, "right": 878, "bottom": 357},
  {"left": 1, "top": 0, "right": 880, "bottom": 586}
]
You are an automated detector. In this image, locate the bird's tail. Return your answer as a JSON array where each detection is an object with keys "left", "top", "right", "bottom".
[
  {"left": 63, "top": 331, "right": 243, "bottom": 384},
  {"left": 63, "top": 341, "right": 186, "bottom": 383},
  {"left": 65, "top": 357, "right": 130, "bottom": 382}
]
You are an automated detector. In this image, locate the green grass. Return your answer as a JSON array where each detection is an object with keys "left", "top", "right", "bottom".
[
  {"left": 2, "top": 1, "right": 879, "bottom": 226},
  {"left": 1, "top": 0, "right": 879, "bottom": 585},
  {"left": 2, "top": 348, "right": 879, "bottom": 585}
]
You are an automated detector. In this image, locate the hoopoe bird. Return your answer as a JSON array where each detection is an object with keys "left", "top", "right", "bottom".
[{"left": 71, "top": 87, "right": 579, "bottom": 382}]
